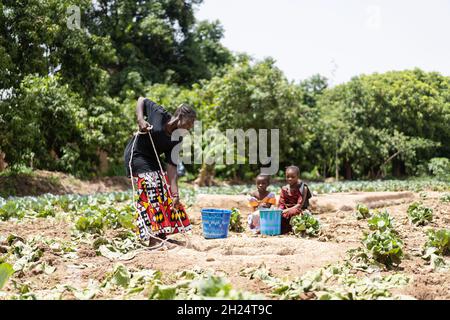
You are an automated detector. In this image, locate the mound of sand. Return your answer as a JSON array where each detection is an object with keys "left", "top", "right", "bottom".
[{"left": 190, "top": 192, "right": 416, "bottom": 216}]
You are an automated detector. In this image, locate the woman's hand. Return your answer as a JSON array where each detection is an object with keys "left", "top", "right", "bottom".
[
  {"left": 136, "top": 97, "right": 152, "bottom": 132},
  {"left": 138, "top": 119, "right": 153, "bottom": 132}
]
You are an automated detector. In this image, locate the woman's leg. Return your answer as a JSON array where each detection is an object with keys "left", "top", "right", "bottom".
[
  {"left": 134, "top": 176, "right": 153, "bottom": 242},
  {"left": 143, "top": 171, "right": 192, "bottom": 237}
]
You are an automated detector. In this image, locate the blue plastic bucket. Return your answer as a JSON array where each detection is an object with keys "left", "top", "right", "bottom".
[
  {"left": 260, "top": 209, "right": 282, "bottom": 236},
  {"left": 201, "top": 208, "right": 232, "bottom": 239}
]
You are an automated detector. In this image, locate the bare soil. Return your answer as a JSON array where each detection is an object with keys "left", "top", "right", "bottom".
[
  {"left": 0, "top": 170, "right": 130, "bottom": 197},
  {"left": 1, "top": 191, "right": 448, "bottom": 299}
]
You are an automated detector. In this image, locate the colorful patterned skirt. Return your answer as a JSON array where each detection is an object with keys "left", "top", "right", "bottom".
[{"left": 133, "top": 171, "right": 192, "bottom": 241}]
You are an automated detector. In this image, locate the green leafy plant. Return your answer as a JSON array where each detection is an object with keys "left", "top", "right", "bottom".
[
  {"left": 0, "top": 263, "right": 14, "bottom": 289},
  {"left": 110, "top": 264, "right": 131, "bottom": 288},
  {"left": 362, "top": 230, "right": 404, "bottom": 267},
  {"left": 36, "top": 205, "right": 56, "bottom": 218},
  {"left": 355, "top": 204, "right": 371, "bottom": 220},
  {"left": 424, "top": 229, "right": 450, "bottom": 256},
  {"left": 75, "top": 215, "right": 105, "bottom": 234},
  {"left": 6, "top": 238, "right": 44, "bottom": 273},
  {"left": 428, "top": 157, "right": 450, "bottom": 181},
  {"left": 368, "top": 210, "right": 394, "bottom": 232},
  {"left": 9, "top": 280, "right": 36, "bottom": 300},
  {"left": 0, "top": 201, "right": 26, "bottom": 221},
  {"left": 229, "top": 208, "right": 244, "bottom": 233},
  {"left": 345, "top": 247, "right": 384, "bottom": 273},
  {"left": 407, "top": 202, "right": 433, "bottom": 226},
  {"left": 290, "top": 211, "right": 320, "bottom": 237},
  {"left": 243, "top": 263, "right": 409, "bottom": 300},
  {"left": 440, "top": 194, "right": 450, "bottom": 203}
]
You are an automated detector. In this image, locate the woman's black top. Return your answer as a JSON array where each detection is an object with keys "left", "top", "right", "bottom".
[{"left": 123, "top": 99, "right": 182, "bottom": 177}]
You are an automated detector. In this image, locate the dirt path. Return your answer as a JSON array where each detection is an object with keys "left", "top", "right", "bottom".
[
  {"left": 191, "top": 191, "right": 416, "bottom": 216},
  {"left": 0, "top": 170, "right": 130, "bottom": 197}
]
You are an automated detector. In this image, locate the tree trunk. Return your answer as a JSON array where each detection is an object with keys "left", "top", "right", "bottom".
[
  {"left": 0, "top": 151, "right": 8, "bottom": 172},
  {"left": 344, "top": 160, "right": 352, "bottom": 180},
  {"left": 335, "top": 150, "right": 339, "bottom": 181},
  {"left": 392, "top": 158, "right": 406, "bottom": 177},
  {"left": 96, "top": 149, "right": 109, "bottom": 174},
  {"left": 194, "top": 163, "right": 216, "bottom": 186}
]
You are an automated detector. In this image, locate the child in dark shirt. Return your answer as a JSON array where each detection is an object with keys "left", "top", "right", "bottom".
[{"left": 278, "top": 166, "right": 311, "bottom": 234}]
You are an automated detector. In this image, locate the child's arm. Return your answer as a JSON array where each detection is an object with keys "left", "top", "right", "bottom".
[
  {"left": 260, "top": 192, "right": 276, "bottom": 209},
  {"left": 282, "top": 206, "right": 301, "bottom": 218},
  {"left": 248, "top": 194, "right": 259, "bottom": 212},
  {"left": 281, "top": 189, "right": 303, "bottom": 218},
  {"left": 278, "top": 189, "right": 286, "bottom": 209}
]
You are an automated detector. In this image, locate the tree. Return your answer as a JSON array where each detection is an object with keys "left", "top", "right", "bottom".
[
  {"left": 316, "top": 69, "right": 449, "bottom": 179},
  {"left": 86, "top": 0, "right": 233, "bottom": 96}
]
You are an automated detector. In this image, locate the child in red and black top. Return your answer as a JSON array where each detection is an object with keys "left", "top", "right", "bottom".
[{"left": 278, "top": 166, "right": 311, "bottom": 234}]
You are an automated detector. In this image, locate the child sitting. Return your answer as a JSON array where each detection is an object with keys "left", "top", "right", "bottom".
[
  {"left": 278, "top": 165, "right": 312, "bottom": 234},
  {"left": 247, "top": 174, "right": 277, "bottom": 233}
]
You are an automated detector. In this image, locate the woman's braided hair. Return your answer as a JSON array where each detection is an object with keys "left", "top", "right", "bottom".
[{"left": 174, "top": 103, "right": 196, "bottom": 120}]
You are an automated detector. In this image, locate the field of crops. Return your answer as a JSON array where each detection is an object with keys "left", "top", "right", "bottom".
[{"left": 0, "top": 180, "right": 449, "bottom": 300}]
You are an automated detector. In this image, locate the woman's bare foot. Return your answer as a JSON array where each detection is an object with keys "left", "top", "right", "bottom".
[{"left": 148, "top": 233, "right": 166, "bottom": 247}]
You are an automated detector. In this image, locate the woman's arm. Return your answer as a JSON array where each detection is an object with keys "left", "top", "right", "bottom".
[
  {"left": 136, "top": 97, "right": 152, "bottom": 132},
  {"left": 167, "top": 163, "right": 180, "bottom": 208}
]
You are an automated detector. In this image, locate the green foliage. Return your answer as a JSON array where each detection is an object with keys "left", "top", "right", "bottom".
[
  {"left": 362, "top": 230, "right": 404, "bottom": 267},
  {"left": 0, "top": 0, "right": 231, "bottom": 178},
  {"left": 301, "top": 166, "right": 322, "bottom": 182},
  {"left": 407, "top": 202, "right": 433, "bottom": 226},
  {"left": 182, "top": 179, "right": 449, "bottom": 197},
  {"left": 0, "top": 263, "right": 14, "bottom": 289},
  {"left": 87, "top": 0, "right": 232, "bottom": 94},
  {"left": 428, "top": 158, "right": 450, "bottom": 181},
  {"left": 100, "top": 265, "right": 262, "bottom": 300},
  {"left": 75, "top": 215, "right": 105, "bottom": 234},
  {"left": 355, "top": 204, "right": 371, "bottom": 220},
  {"left": 0, "top": 201, "right": 26, "bottom": 221},
  {"left": 290, "top": 211, "right": 320, "bottom": 237},
  {"left": 368, "top": 210, "right": 394, "bottom": 232},
  {"left": 74, "top": 203, "right": 135, "bottom": 234},
  {"left": 0, "top": 0, "right": 449, "bottom": 182},
  {"left": 356, "top": 210, "right": 404, "bottom": 268},
  {"left": 110, "top": 264, "right": 131, "bottom": 288},
  {"left": 168, "top": 269, "right": 263, "bottom": 300},
  {"left": 440, "top": 194, "right": 450, "bottom": 203},
  {"left": 196, "top": 56, "right": 308, "bottom": 178},
  {"left": 0, "top": 192, "right": 135, "bottom": 238},
  {"left": 309, "top": 179, "right": 449, "bottom": 194},
  {"left": 5, "top": 237, "right": 44, "bottom": 273},
  {"left": 424, "top": 229, "right": 450, "bottom": 256},
  {"left": 316, "top": 69, "right": 450, "bottom": 179},
  {"left": 243, "top": 263, "right": 409, "bottom": 300},
  {"left": 229, "top": 208, "right": 244, "bottom": 233}
]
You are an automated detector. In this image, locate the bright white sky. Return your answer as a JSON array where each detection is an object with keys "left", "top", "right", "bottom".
[{"left": 196, "top": 0, "right": 450, "bottom": 85}]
